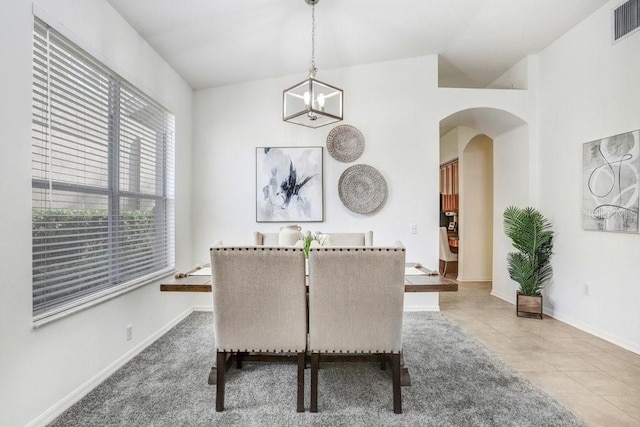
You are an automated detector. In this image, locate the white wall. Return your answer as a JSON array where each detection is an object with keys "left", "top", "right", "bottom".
[
  {"left": 488, "top": 56, "right": 531, "bottom": 90},
  {"left": 192, "top": 55, "right": 538, "bottom": 313},
  {"left": 192, "top": 58, "right": 537, "bottom": 265},
  {"left": 491, "top": 125, "right": 531, "bottom": 301},
  {"left": 536, "top": 0, "right": 640, "bottom": 352},
  {"left": 460, "top": 134, "right": 493, "bottom": 281},
  {"left": 192, "top": 56, "right": 444, "bottom": 311},
  {"left": 192, "top": 56, "right": 441, "bottom": 268},
  {"left": 0, "top": 2, "right": 196, "bottom": 426},
  {"left": 440, "top": 128, "right": 459, "bottom": 163}
]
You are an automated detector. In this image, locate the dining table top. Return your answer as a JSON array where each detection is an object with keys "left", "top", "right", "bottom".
[{"left": 159, "top": 263, "right": 458, "bottom": 293}]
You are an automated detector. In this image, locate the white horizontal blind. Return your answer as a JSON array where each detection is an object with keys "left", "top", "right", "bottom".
[{"left": 32, "top": 17, "right": 175, "bottom": 322}]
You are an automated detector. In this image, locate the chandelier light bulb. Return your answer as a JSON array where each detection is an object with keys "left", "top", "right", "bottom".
[{"left": 317, "top": 93, "right": 325, "bottom": 111}]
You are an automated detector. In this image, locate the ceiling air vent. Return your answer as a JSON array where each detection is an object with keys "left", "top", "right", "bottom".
[{"left": 613, "top": 0, "right": 640, "bottom": 43}]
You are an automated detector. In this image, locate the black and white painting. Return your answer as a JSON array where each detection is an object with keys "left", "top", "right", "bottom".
[
  {"left": 256, "top": 147, "right": 323, "bottom": 222},
  {"left": 582, "top": 130, "right": 640, "bottom": 232}
]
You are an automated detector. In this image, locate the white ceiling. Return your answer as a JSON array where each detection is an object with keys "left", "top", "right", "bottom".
[{"left": 107, "top": 0, "right": 608, "bottom": 90}]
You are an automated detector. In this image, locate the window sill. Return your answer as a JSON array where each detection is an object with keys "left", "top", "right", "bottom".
[{"left": 32, "top": 268, "right": 175, "bottom": 329}]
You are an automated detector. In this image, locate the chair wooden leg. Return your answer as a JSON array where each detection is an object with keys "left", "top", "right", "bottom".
[
  {"left": 310, "top": 353, "right": 319, "bottom": 413},
  {"left": 443, "top": 261, "right": 448, "bottom": 277},
  {"left": 391, "top": 353, "right": 402, "bottom": 414},
  {"left": 216, "top": 351, "right": 226, "bottom": 412},
  {"left": 236, "top": 351, "right": 245, "bottom": 369},
  {"left": 297, "top": 352, "right": 305, "bottom": 412},
  {"left": 380, "top": 353, "right": 387, "bottom": 370}
]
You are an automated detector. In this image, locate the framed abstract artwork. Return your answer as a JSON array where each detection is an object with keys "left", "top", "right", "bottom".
[
  {"left": 256, "top": 146, "right": 323, "bottom": 222},
  {"left": 582, "top": 129, "right": 640, "bottom": 232}
]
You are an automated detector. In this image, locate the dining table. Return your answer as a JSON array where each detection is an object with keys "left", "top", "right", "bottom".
[{"left": 160, "top": 262, "right": 457, "bottom": 386}]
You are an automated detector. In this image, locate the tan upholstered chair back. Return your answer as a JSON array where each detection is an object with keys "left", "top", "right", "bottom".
[
  {"left": 254, "top": 230, "right": 373, "bottom": 246},
  {"left": 253, "top": 232, "right": 280, "bottom": 246},
  {"left": 210, "top": 247, "right": 307, "bottom": 353},
  {"left": 307, "top": 245, "right": 406, "bottom": 354},
  {"left": 324, "top": 231, "right": 373, "bottom": 246}
]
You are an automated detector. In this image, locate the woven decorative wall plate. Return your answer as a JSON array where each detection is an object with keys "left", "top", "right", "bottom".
[
  {"left": 338, "top": 164, "right": 387, "bottom": 214},
  {"left": 326, "top": 124, "right": 365, "bottom": 162}
]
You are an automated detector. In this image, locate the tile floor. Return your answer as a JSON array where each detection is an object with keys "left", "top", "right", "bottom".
[{"left": 439, "top": 281, "right": 640, "bottom": 427}]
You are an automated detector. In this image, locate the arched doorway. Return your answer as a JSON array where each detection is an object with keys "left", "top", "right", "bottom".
[{"left": 439, "top": 108, "right": 528, "bottom": 300}]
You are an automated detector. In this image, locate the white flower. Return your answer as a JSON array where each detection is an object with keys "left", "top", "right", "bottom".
[{"left": 317, "top": 234, "right": 332, "bottom": 246}]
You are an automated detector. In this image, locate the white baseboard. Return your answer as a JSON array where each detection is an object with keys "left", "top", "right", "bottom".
[
  {"left": 27, "top": 307, "right": 194, "bottom": 427},
  {"left": 457, "top": 276, "right": 492, "bottom": 282},
  {"left": 543, "top": 309, "right": 640, "bottom": 355},
  {"left": 490, "top": 290, "right": 639, "bottom": 355},
  {"left": 490, "top": 289, "right": 515, "bottom": 304},
  {"left": 192, "top": 305, "right": 213, "bottom": 312},
  {"left": 404, "top": 304, "right": 440, "bottom": 312}
]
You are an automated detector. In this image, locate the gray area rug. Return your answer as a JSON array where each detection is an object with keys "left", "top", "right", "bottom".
[{"left": 50, "top": 312, "right": 585, "bottom": 426}]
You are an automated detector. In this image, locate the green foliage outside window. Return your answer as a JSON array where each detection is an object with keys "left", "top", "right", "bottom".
[{"left": 32, "top": 209, "right": 158, "bottom": 309}]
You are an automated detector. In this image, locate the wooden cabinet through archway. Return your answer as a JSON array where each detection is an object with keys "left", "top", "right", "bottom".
[{"left": 440, "top": 159, "right": 458, "bottom": 212}]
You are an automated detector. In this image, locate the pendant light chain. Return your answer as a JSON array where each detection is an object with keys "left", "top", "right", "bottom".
[{"left": 310, "top": 2, "right": 316, "bottom": 75}]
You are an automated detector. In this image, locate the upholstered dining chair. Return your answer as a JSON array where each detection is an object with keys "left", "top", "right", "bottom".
[
  {"left": 439, "top": 226, "right": 458, "bottom": 277},
  {"left": 253, "top": 230, "right": 374, "bottom": 246},
  {"left": 322, "top": 231, "right": 373, "bottom": 246},
  {"left": 210, "top": 246, "right": 307, "bottom": 412},
  {"left": 252, "top": 231, "right": 280, "bottom": 246},
  {"left": 307, "top": 244, "right": 406, "bottom": 414}
]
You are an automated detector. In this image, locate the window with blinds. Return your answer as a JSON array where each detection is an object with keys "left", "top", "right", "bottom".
[{"left": 31, "top": 17, "right": 175, "bottom": 325}]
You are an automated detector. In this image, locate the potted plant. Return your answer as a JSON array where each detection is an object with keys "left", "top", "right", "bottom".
[{"left": 503, "top": 206, "right": 554, "bottom": 319}]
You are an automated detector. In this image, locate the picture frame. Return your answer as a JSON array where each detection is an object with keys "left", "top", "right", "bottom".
[
  {"left": 582, "top": 129, "right": 639, "bottom": 232},
  {"left": 256, "top": 146, "right": 323, "bottom": 222}
]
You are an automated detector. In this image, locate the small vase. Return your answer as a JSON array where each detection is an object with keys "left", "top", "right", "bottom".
[{"left": 279, "top": 224, "right": 302, "bottom": 246}]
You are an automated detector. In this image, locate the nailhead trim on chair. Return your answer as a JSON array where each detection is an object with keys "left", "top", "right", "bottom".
[
  {"left": 211, "top": 247, "right": 304, "bottom": 252},
  {"left": 313, "top": 349, "right": 401, "bottom": 354},
  {"left": 308, "top": 247, "right": 405, "bottom": 252},
  {"left": 217, "top": 348, "right": 307, "bottom": 352}
]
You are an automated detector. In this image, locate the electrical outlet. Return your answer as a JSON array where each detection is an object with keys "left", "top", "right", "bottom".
[
  {"left": 126, "top": 324, "right": 133, "bottom": 341},
  {"left": 410, "top": 224, "right": 417, "bottom": 234},
  {"left": 583, "top": 284, "right": 590, "bottom": 296}
]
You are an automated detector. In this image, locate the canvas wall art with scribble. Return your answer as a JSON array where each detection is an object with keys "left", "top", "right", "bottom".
[
  {"left": 256, "top": 146, "right": 323, "bottom": 222},
  {"left": 582, "top": 130, "right": 639, "bottom": 232}
]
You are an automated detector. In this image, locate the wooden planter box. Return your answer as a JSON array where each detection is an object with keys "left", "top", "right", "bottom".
[{"left": 516, "top": 293, "right": 543, "bottom": 319}]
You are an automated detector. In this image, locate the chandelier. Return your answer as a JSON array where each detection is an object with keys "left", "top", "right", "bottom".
[{"left": 283, "top": 0, "right": 343, "bottom": 128}]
